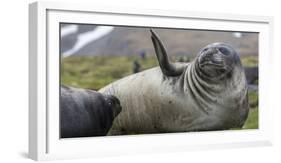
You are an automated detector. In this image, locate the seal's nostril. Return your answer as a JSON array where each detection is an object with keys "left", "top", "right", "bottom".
[{"left": 202, "top": 48, "right": 208, "bottom": 52}]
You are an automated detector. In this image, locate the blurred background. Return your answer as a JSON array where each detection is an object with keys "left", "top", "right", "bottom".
[{"left": 60, "top": 23, "right": 258, "bottom": 130}]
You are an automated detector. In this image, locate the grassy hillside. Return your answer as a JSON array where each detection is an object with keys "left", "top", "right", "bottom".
[
  {"left": 61, "top": 55, "right": 258, "bottom": 130},
  {"left": 61, "top": 56, "right": 158, "bottom": 90}
]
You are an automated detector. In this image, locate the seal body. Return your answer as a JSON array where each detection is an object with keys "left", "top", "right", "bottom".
[
  {"left": 99, "top": 30, "right": 249, "bottom": 135},
  {"left": 60, "top": 85, "right": 122, "bottom": 138}
]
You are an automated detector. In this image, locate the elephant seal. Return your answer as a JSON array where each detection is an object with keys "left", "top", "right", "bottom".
[
  {"left": 60, "top": 85, "right": 122, "bottom": 138},
  {"left": 244, "top": 66, "right": 258, "bottom": 84},
  {"left": 99, "top": 30, "right": 249, "bottom": 135}
]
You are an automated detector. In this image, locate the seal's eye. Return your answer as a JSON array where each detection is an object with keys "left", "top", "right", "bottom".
[{"left": 218, "top": 47, "right": 231, "bottom": 56}]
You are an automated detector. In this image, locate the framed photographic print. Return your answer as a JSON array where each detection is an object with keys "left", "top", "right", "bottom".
[{"left": 29, "top": 1, "right": 274, "bottom": 161}]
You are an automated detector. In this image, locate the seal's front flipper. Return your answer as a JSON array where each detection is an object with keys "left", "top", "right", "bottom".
[{"left": 150, "top": 29, "right": 184, "bottom": 77}]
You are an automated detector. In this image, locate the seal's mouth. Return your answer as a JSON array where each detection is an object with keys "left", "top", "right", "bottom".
[
  {"left": 197, "top": 49, "right": 232, "bottom": 78},
  {"left": 198, "top": 52, "right": 225, "bottom": 69},
  {"left": 198, "top": 45, "right": 232, "bottom": 68},
  {"left": 199, "top": 59, "right": 224, "bottom": 68}
]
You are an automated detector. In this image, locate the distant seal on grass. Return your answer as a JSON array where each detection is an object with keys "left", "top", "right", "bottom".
[
  {"left": 99, "top": 30, "right": 249, "bottom": 135},
  {"left": 60, "top": 85, "right": 122, "bottom": 138},
  {"left": 244, "top": 66, "right": 258, "bottom": 84}
]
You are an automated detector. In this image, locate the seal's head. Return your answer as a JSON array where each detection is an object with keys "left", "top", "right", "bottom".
[
  {"left": 197, "top": 43, "right": 240, "bottom": 79},
  {"left": 150, "top": 30, "right": 241, "bottom": 81},
  {"left": 104, "top": 95, "right": 122, "bottom": 118}
]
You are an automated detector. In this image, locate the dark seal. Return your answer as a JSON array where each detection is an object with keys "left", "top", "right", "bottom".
[{"left": 60, "top": 85, "right": 122, "bottom": 138}]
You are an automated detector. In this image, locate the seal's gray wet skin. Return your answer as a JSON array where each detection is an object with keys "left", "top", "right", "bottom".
[
  {"left": 99, "top": 30, "right": 249, "bottom": 135},
  {"left": 60, "top": 85, "right": 122, "bottom": 138}
]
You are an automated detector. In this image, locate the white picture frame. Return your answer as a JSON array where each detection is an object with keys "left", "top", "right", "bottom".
[{"left": 29, "top": 1, "right": 274, "bottom": 161}]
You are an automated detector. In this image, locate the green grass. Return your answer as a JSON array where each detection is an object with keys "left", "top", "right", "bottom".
[
  {"left": 241, "top": 55, "right": 259, "bottom": 129},
  {"left": 241, "top": 55, "right": 259, "bottom": 67},
  {"left": 61, "top": 55, "right": 259, "bottom": 130},
  {"left": 243, "top": 106, "right": 258, "bottom": 129},
  {"left": 61, "top": 56, "right": 158, "bottom": 90},
  {"left": 248, "top": 91, "right": 258, "bottom": 108}
]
